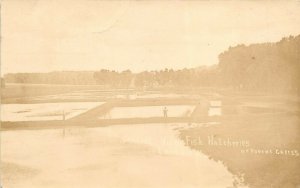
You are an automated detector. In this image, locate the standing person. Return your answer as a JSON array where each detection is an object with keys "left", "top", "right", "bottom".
[{"left": 163, "top": 107, "right": 168, "bottom": 118}]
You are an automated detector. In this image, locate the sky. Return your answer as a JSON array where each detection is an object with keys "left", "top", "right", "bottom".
[{"left": 1, "top": 0, "right": 300, "bottom": 74}]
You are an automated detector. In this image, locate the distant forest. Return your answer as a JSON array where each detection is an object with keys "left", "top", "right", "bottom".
[{"left": 3, "top": 35, "right": 300, "bottom": 93}]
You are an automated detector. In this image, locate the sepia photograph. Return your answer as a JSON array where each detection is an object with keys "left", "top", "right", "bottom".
[{"left": 0, "top": 0, "right": 300, "bottom": 188}]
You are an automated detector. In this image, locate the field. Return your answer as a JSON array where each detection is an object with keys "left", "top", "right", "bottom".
[{"left": 1, "top": 83, "right": 299, "bottom": 188}]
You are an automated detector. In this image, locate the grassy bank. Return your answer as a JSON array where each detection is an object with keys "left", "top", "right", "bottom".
[{"left": 180, "top": 99, "right": 300, "bottom": 188}]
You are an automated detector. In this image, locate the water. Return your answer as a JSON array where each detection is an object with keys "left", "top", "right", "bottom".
[
  {"left": 1, "top": 124, "right": 235, "bottom": 188},
  {"left": 208, "top": 107, "right": 222, "bottom": 116},
  {"left": 210, "top": 100, "right": 222, "bottom": 107},
  {"left": 99, "top": 105, "right": 195, "bottom": 119},
  {"left": 33, "top": 92, "right": 200, "bottom": 101},
  {"left": 208, "top": 100, "right": 222, "bottom": 116},
  {"left": 1, "top": 102, "right": 105, "bottom": 122}
]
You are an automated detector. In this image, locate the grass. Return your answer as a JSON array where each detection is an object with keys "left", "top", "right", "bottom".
[{"left": 179, "top": 96, "right": 300, "bottom": 188}]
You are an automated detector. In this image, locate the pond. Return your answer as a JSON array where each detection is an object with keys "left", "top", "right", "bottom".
[
  {"left": 32, "top": 91, "right": 200, "bottom": 101},
  {"left": 208, "top": 100, "right": 222, "bottom": 116},
  {"left": 1, "top": 124, "right": 235, "bottom": 188},
  {"left": 1, "top": 102, "right": 105, "bottom": 122},
  {"left": 98, "top": 105, "right": 195, "bottom": 119}
]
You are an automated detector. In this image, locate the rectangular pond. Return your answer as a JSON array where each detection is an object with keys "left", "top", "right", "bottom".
[
  {"left": 208, "top": 100, "right": 222, "bottom": 116},
  {"left": 99, "top": 105, "right": 195, "bottom": 119},
  {"left": 1, "top": 102, "right": 105, "bottom": 122}
]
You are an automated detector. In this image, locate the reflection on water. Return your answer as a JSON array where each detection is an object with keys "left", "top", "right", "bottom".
[
  {"left": 1, "top": 102, "right": 104, "bottom": 122},
  {"left": 32, "top": 91, "right": 201, "bottom": 101},
  {"left": 208, "top": 100, "right": 222, "bottom": 116},
  {"left": 208, "top": 108, "right": 222, "bottom": 116},
  {"left": 99, "top": 105, "right": 195, "bottom": 119},
  {"left": 1, "top": 124, "right": 235, "bottom": 188},
  {"left": 210, "top": 100, "right": 222, "bottom": 107}
]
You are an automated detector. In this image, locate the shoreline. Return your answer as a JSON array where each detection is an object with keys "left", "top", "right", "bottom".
[{"left": 1, "top": 123, "right": 235, "bottom": 188}]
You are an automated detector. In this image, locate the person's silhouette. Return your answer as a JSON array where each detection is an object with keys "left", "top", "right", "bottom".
[{"left": 163, "top": 107, "right": 168, "bottom": 118}]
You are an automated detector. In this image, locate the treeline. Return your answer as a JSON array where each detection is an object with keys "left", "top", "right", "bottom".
[
  {"left": 3, "top": 35, "right": 300, "bottom": 93},
  {"left": 4, "top": 71, "right": 97, "bottom": 85},
  {"left": 219, "top": 35, "right": 300, "bottom": 92},
  {"left": 93, "top": 67, "right": 219, "bottom": 88},
  {"left": 4, "top": 67, "right": 219, "bottom": 88}
]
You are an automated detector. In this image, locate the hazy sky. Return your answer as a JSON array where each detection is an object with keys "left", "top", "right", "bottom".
[{"left": 1, "top": 0, "right": 300, "bottom": 74}]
